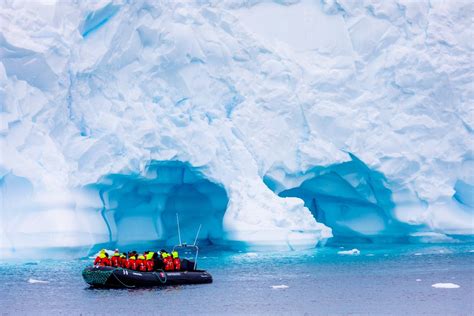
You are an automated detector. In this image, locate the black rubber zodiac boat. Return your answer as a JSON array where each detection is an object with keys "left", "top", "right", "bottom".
[{"left": 82, "top": 245, "right": 212, "bottom": 288}]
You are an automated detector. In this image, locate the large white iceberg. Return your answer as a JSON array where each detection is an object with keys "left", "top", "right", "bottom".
[{"left": 0, "top": 0, "right": 473, "bottom": 258}]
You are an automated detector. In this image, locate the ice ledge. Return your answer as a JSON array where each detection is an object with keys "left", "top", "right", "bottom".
[{"left": 0, "top": 161, "right": 331, "bottom": 259}]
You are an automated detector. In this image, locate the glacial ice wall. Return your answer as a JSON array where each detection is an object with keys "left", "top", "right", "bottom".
[{"left": 0, "top": 0, "right": 473, "bottom": 257}]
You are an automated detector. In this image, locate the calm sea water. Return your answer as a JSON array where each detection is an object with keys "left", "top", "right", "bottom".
[{"left": 1, "top": 244, "right": 473, "bottom": 315}]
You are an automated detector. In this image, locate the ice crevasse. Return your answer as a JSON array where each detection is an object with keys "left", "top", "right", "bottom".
[{"left": 0, "top": 0, "right": 473, "bottom": 258}]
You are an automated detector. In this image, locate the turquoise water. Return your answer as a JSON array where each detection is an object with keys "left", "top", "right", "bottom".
[{"left": 1, "top": 244, "right": 473, "bottom": 315}]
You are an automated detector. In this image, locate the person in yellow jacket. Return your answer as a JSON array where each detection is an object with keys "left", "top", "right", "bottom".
[{"left": 93, "top": 249, "right": 110, "bottom": 266}]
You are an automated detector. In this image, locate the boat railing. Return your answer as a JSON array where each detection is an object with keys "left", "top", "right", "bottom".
[{"left": 172, "top": 244, "right": 199, "bottom": 270}]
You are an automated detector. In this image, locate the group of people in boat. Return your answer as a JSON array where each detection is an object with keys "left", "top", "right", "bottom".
[{"left": 94, "top": 249, "right": 188, "bottom": 272}]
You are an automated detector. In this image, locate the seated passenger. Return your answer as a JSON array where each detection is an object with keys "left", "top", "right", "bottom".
[
  {"left": 110, "top": 249, "right": 121, "bottom": 267},
  {"left": 128, "top": 251, "right": 137, "bottom": 270},
  {"left": 136, "top": 253, "right": 147, "bottom": 272},
  {"left": 120, "top": 253, "right": 127, "bottom": 268},
  {"left": 153, "top": 250, "right": 164, "bottom": 270},
  {"left": 161, "top": 250, "right": 175, "bottom": 271},
  {"left": 94, "top": 249, "right": 110, "bottom": 267},
  {"left": 172, "top": 251, "right": 181, "bottom": 271},
  {"left": 180, "top": 259, "right": 196, "bottom": 271},
  {"left": 145, "top": 251, "right": 155, "bottom": 272}
]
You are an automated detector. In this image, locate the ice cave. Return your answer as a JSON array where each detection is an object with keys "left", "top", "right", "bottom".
[
  {"left": 266, "top": 154, "right": 428, "bottom": 243},
  {"left": 86, "top": 161, "right": 229, "bottom": 249}
]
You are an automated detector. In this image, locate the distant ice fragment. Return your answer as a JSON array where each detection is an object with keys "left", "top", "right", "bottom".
[
  {"left": 337, "top": 248, "right": 360, "bottom": 255},
  {"left": 271, "top": 285, "right": 289, "bottom": 289},
  {"left": 409, "top": 232, "right": 457, "bottom": 243},
  {"left": 28, "top": 278, "right": 49, "bottom": 284},
  {"left": 416, "top": 279, "right": 422, "bottom": 282},
  {"left": 431, "top": 283, "right": 460, "bottom": 289}
]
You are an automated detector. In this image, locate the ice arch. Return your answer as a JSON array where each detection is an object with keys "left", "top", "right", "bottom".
[
  {"left": 264, "top": 154, "right": 411, "bottom": 243},
  {"left": 88, "top": 161, "right": 228, "bottom": 249}
]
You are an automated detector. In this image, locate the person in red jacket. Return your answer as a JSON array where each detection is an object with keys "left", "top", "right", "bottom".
[
  {"left": 110, "top": 249, "right": 121, "bottom": 267},
  {"left": 136, "top": 254, "right": 147, "bottom": 272},
  {"left": 120, "top": 253, "right": 127, "bottom": 268},
  {"left": 162, "top": 251, "right": 175, "bottom": 271},
  {"left": 128, "top": 252, "right": 137, "bottom": 270},
  {"left": 171, "top": 251, "right": 181, "bottom": 271},
  {"left": 145, "top": 251, "right": 155, "bottom": 272},
  {"left": 94, "top": 249, "right": 110, "bottom": 267}
]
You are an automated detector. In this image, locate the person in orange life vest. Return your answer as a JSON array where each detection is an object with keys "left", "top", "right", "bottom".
[
  {"left": 124, "top": 253, "right": 130, "bottom": 269},
  {"left": 110, "top": 249, "right": 121, "bottom": 267},
  {"left": 162, "top": 251, "right": 175, "bottom": 271},
  {"left": 120, "top": 253, "right": 127, "bottom": 268},
  {"left": 171, "top": 251, "right": 181, "bottom": 271},
  {"left": 136, "top": 253, "right": 147, "bottom": 272},
  {"left": 128, "top": 251, "right": 137, "bottom": 270},
  {"left": 94, "top": 249, "right": 110, "bottom": 266},
  {"left": 145, "top": 251, "right": 155, "bottom": 272}
]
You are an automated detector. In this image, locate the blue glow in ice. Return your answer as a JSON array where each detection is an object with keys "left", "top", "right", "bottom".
[
  {"left": 80, "top": 3, "right": 120, "bottom": 38},
  {"left": 86, "top": 161, "right": 228, "bottom": 248},
  {"left": 267, "top": 154, "right": 411, "bottom": 242}
]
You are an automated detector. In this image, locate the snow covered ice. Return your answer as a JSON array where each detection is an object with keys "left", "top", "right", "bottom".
[
  {"left": 0, "top": 0, "right": 473, "bottom": 258},
  {"left": 27, "top": 278, "right": 49, "bottom": 284},
  {"left": 431, "top": 283, "right": 460, "bottom": 289},
  {"left": 337, "top": 249, "right": 360, "bottom": 256}
]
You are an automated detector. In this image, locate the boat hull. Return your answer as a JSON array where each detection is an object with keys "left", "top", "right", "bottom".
[{"left": 82, "top": 266, "right": 213, "bottom": 288}]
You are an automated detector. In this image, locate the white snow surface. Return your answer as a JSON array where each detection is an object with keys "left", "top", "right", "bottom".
[{"left": 1, "top": 0, "right": 473, "bottom": 257}]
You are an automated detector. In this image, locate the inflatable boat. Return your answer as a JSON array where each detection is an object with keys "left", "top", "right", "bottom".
[
  {"left": 82, "top": 244, "right": 212, "bottom": 288},
  {"left": 82, "top": 266, "right": 212, "bottom": 288}
]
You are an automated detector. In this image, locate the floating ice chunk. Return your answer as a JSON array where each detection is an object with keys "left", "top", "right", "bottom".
[
  {"left": 416, "top": 279, "right": 422, "bottom": 282},
  {"left": 337, "top": 248, "right": 360, "bottom": 255},
  {"left": 432, "top": 283, "right": 460, "bottom": 289},
  {"left": 244, "top": 252, "right": 258, "bottom": 257},
  {"left": 28, "top": 278, "right": 49, "bottom": 284},
  {"left": 271, "top": 285, "right": 289, "bottom": 289},
  {"left": 366, "top": 254, "right": 375, "bottom": 256}
]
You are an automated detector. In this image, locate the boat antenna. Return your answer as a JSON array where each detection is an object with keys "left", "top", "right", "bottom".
[
  {"left": 193, "top": 224, "right": 202, "bottom": 246},
  {"left": 176, "top": 213, "right": 182, "bottom": 246}
]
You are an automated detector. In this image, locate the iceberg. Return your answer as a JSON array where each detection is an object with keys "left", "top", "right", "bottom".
[{"left": 0, "top": 0, "right": 473, "bottom": 258}]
